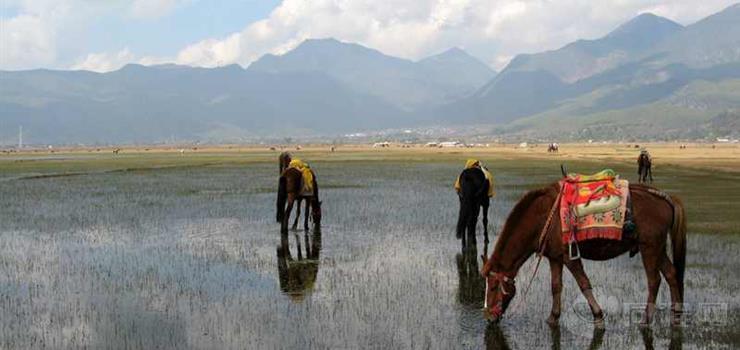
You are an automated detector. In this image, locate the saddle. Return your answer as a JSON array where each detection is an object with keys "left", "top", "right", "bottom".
[
  {"left": 559, "top": 169, "right": 631, "bottom": 246},
  {"left": 454, "top": 159, "right": 496, "bottom": 197},
  {"left": 288, "top": 159, "right": 315, "bottom": 196}
]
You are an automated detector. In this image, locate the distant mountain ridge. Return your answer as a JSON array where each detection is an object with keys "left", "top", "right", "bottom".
[
  {"left": 438, "top": 3, "right": 740, "bottom": 139},
  {"left": 249, "top": 38, "right": 495, "bottom": 110},
  {"left": 0, "top": 43, "right": 493, "bottom": 144}
]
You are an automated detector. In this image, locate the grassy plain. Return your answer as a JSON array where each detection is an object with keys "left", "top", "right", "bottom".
[{"left": 3, "top": 142, "right": 738, "bottom": 235}]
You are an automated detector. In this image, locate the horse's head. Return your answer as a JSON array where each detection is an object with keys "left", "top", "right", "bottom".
[
  {"left": 481, "top": 255, "right": 516, "bottom": 323},
  {"left": 311, "top": 200, "right": 322, "bottom": 225}
]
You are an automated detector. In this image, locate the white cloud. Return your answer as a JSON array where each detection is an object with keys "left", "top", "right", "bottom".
[
  {"left": 0, "top": 0, "right": 185, "bottom": 70},
  {"left": 69, "top": 48, "right": 178, "bottom": 72},
  {"left": 0, "top": 14, "right": 56, "bottom": 69},
  {"left": 71, "top": 48, "right": 136, "bottom": 72},
  {"left": 168, "top": 0, "right": 740, "bottom": 71},
  {"left": 1, "top": 0, "right": 739, "bottom": 71}
]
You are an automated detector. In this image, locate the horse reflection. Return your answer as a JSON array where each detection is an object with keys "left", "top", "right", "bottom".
[
  {"left": 456, "top": 239, "right": 487, "bottom": 307},
  {"left": 641, "top": 327, "right": 683, "bottom": 350},
  {"left": 276, "top": 228, "right": 322, "bottom": 302},
  {"left": 484, "top": 324, "right": 512, "bottom": 350}
]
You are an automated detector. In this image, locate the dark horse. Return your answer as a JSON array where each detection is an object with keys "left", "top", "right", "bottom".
[
  {"left": 638, "top": 153, "right": 653, "bottom": 184},
  {"left": 276, "top": 165, "right": 321, "bottom": 232},
  {"left": 480, "top": 183, "right": 686, "bottom": 327},
  {"left": 456, "top": 167, "right": 490, "bottom": 245}
]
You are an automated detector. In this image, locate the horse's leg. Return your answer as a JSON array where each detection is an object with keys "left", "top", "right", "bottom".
[
  {"left": 547, "top": 258, "right": 564, "bottom": 326},
  {"left": 456, "top": 199, "right": 466, "bottom": 240},
  {"left": 282, "top": 196, "right": 295, "bottom": 233},
  {"left": 648, "top": 167, "right": 654, "bottom": 184},
  {"left": 565, "top": 259, "right": 605, "bottom": 327},
  {"left": 482, "top": 200, "right": 490, "bottom": 244},
  {"left": 303, "top": 199, "right": 310, "bottom": 231},
  {"left": 467, "top": 204, "right": 478, "bottom": 245},
  {"left": 640, "top": 246, "right": 662, "bottom": 326},
  {"left": 292, "top": 198, "right": 301, "bottom": 230},
  {"left": 659, "top": 252, "right": 683, "bottom": 325}
]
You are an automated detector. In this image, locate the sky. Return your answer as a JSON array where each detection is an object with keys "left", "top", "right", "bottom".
[{"left": 1, "top": 0, "right": 738, "bottom": 72}]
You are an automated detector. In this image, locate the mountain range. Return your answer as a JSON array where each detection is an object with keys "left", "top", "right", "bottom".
[{"left": 1, "top": 3, "right": 740, "bottom": 144}]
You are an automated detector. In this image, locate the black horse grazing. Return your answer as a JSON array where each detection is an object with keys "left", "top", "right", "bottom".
[
  {"left": 456, "top": 167, "right": 490, "bottom": 245},
  {"left": 638, "top": 152, "right": 653, "bottom": 184}
]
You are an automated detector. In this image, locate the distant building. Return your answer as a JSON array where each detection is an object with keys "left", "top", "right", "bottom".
[{"left": 438, "top": 141, "right": 462, "bottom": 148}]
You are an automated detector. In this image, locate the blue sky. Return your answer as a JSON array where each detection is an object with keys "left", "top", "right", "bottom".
[
  {"left": 1, "top": 0, "right": 738, "bottom": 72},
  {"left": 84, "top": 1, "right": 281, "bottom": 57}
]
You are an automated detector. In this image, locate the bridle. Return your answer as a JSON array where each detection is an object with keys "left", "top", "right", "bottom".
[
  {"left": 484, "top": 271, "right": 516, "bottom": 311},
  {"left": 490, "top": 271, "right": 516, "bottom": 295}
]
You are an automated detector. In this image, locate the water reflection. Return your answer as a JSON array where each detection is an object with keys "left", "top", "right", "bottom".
[
  {"left": 456, "top": 239, "right": 486, "bottom": 307},
  {"left": 484, "top": 324, "right": 512, "bottom": 350},
  {"left": 276, "top": 227, "right": 322, "bottom": 302},
  {"left": 641, "top": 327, "right": 684, "bottom": 350}
]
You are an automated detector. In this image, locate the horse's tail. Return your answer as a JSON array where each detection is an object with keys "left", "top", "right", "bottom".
[
  {"left": 311, "top": 170, "right": 319, "bottom": 199},
  {"left": 277, "top": 176, "right": 287, "bottom": 223},
  {"left": 669, "top": 195, "right": 687, "bottom": 300}
]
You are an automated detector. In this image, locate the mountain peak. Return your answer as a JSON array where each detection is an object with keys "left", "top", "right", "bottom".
[
  {"left": 607, "top": 12, "right": 683, "bottom": 39},
  {"left": 420, "top": 47, "right": 490, "bottom": 67},
  {"left": 293, "top": 37, "right": 367, "bottom": 53},
  {"left": 438, "top": 47, "right": 467, "bottom": 57}
]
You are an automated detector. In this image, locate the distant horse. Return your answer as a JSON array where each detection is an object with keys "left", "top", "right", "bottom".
[
  {"left": 456, "top": 167, "right": 490, "bottom": 245},
  {"left": 638, "top": 153, "right": 653, "bottom": 184},
  {"left": 276, "top": 165, "right": 321, "bottom": 232},
  {"left": 480, "top": 183, "right": 686, "bottom": 327},
  {"left": 547, "top": 143, "right": 559, "bottom": 153},
  {"left": 279, "top": 152, "right": 291, "bottom": 174}
]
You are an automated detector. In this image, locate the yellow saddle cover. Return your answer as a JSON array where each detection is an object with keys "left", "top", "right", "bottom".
[
  {"left": 453, "top": 159, "right": 495, "bottom": 197},
  {"left": 288, "top": 159, "right": 314, "bottom": 195}
]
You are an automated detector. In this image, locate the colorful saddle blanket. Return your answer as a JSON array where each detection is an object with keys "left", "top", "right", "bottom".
[
  {"left": 288, "top": 159, "right": 315, "bottom": 196},
  {"left": 559, "top": 170, "right": 629, "bottom": 244}
]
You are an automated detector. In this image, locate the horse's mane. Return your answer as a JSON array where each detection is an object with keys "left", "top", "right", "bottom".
[{"left": 491, "top": 184, "right": 558, "bottom": 263}]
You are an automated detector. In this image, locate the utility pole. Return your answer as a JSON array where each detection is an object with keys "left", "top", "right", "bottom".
[{"left": 18, "top": 126, "right": 23, "bottom": 149}]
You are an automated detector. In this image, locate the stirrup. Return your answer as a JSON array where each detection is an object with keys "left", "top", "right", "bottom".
[{"left": 568, "top": 240, "right": 581, "bottom": 260}]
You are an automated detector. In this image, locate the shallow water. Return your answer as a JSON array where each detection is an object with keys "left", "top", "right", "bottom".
[{"left": 0, "top": 161, "right": 737, "bottom": 349}]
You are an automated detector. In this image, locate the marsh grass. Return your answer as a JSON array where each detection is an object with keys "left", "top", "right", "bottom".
[{"left": 0, "top": 154, "right": 737, "bottom": 349}]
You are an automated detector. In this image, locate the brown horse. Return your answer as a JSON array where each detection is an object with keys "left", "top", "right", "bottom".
[
  {"left": 480, "top": 183, "right": 686, "bottom": 327},
  {"left": 276, "top": 166, "right": 321, "bottom": 232}
]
